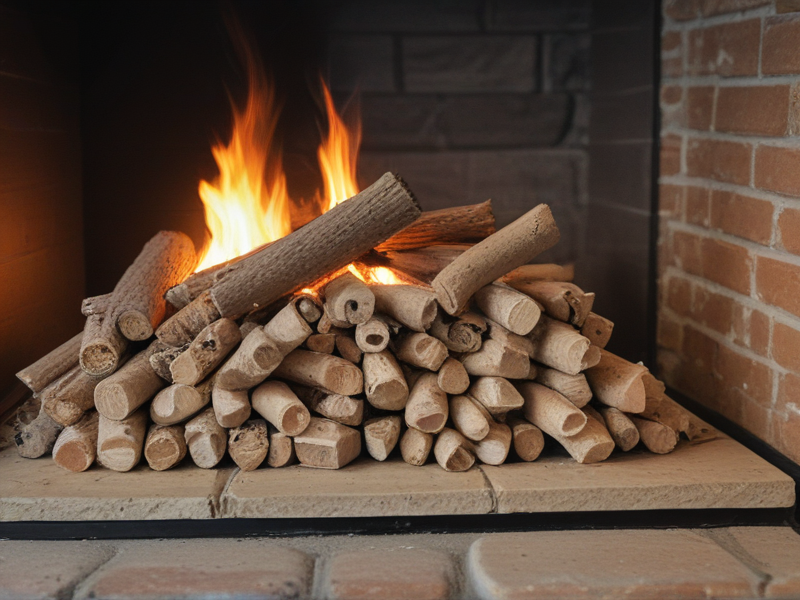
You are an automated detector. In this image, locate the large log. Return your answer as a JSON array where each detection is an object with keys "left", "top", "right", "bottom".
[
  {"left": 16, "top": 332, "right": 82, "bottom": 394},
  {"left": 501, "top": 263, "right": 575, "bottom": 284},
  {"left": 363, "top": 245, "right": 470, "bottom": 285},
  {"left": 155, "top": 291, "right": 221, "bottom": 348},
  {"left": 209, "top": 173, "right": 420, "bottom": 317}
]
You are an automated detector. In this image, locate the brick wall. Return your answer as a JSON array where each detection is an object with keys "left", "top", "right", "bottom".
[{"left": 659, "top": 0, "right": 800, "bottom": 463}]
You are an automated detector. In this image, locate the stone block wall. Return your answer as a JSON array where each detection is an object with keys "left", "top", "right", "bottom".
[{"left": 658, "top": 0, "right": 800, "bottom": 463}]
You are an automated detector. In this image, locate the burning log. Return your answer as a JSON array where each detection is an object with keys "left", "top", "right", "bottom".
[
  {"left": 365, "top": 245, "right": 469, "bottom": 285},
  {"left": 267, "top": 425, "right": 296, "bottom": 467},
  {"left": 292, "top": 385, "right": 364, "bottom": 427},
  {"left": 429, "top": 311, "right": 486, "bottom": 353},
  {"left": 16, "top": 332, "right": 82, "bottom": 394},
  {"left": 14, "top": 399, "right": 63, "bottom": 458},
  {"left": 52, "top": 411, "right": 99, "bottom": 473},
  {"left": 322, "top": 272, "right": 375, "bottom": 327},
  {"left": 362, "top": 350, "right": 409, "bottom": 411},
  {"left": 449, "top": 395, "right": 491, "bottom": 442},
  {"left": 252, "top": 380, "right": 311, "bottom": 436},
  {"left": 97, "top": 409, "right": 148, "bottom": 472},
  {"left": 364, "top": 415, "right": 402, "bottom": 461},
  {"left": 517, "top": 382, "right": 587, "bottom": 437},
  {"left": 184, "top": 407, "right": 227, "bottom": 469},
  {"left": 432, "top": 204, "right": 560, "bottom": 315},
  {"left": 144, "top": 424, "right": 187, "bottom": 471},
  {"left": 211, "top": 386, "right": 251, "bottom": 428},
  {"left": 294, "top": 417, "right": 361, "bottom": 469},
  {"left": 400, "top": 428, "right": 433, "bottom": 466},
  {"left": 534, "top": 367, "right": 593, "bottom": 408},
  {"left": 506, "top": 414, "right": 544, "bottom": 462},
  {"left": 473, "top": 284, "right": 541, "bottom": 335},
  {"left": 41, "top": 365, "right": 107, "bottom": 427},
  {"left": 273, "top": 349, "right": 363, "bottom": 396},
  {"left": 596, "top": 406, "right": 640, "bottom": 451},
  {"left": 228, "top": 419, "right": 269, "bottom": 471},
  {"left": 530, "top": 315, "right": 600, "bottom": 376},
  {"left": 405, "top": 372, "right": 448, "bottom": 434},
  {"left": 581, "top": 312, "right": 614, "bottom": 349},
  {"left": 434, "top": 428, "right": 475, "bottom": 472},
  {"left": 502, "top": 263, "right": 575, "bottom": 285},
  {"left": 474, "top": 421, "right": 512, "bottom": 466},
  {"left": 95, "top": 347, "right": 166, "bottom": 421},
  {"left": 169, "top": 319, "right": 241, "bottom": 386},
  {"left": 393, "top": 332, "right": 448, "bottom": 372},
  {"left": 512, "top": 281, "right": 594, "bottom": 328},
  {"left": 437, "top": 357, "right": 470, "bottom": 395},
  {"left": 459, "top": 339, "right": 530, "bottom": 379},
  {"left": 584, "top": 349, "right": 648, "bottom": 413},
  {"left": 371, "top": 284, "right": 437, "bottom": 332},
  {"left": 630, "top": 416, "right": 678, "bottom": 454},
  {"left": 468, "top": 376, "right": 524, "bottom": 416},
  {"left": 354, "top": 317, "right": 391, "bottom": 353},
  {"left": 305, "top": 333, "right": 336, "bottom": 354},
  {"left": 150, "top": 376, "right": 214, "bottom": 426},
  {"left": 156, "top": 291, "right": 221, "bottom": 348}
]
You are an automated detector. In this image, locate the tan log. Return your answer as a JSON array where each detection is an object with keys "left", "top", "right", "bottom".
[
  {"left": 434, "top": 428, "right": 475, "bottom": 472},
  {"left": 512, "top": 281, "right": 595, "bottom": 327},
  {"left": 323, "top": 272, "right": 375, "bottom": 327},
  {"left": 354, "top": 317, "right": 391, "bottom": 353},
  {"left": 41, "top": 364, "right": 107, "bottom": 427},
  {"left": 449, "top": 395, "right": 491, "bottom": 442},
  {"left": 211, "top": 386, "right": 251, "bottom": 428},
  {"left": 80, "top": 293, "right": 112, "bottom": 316},
  {"left": 501, "top": 263, "right": 575, "bottom": 284},
  {"left": 585, "top": 349, "right": 648, "bottom": 413},
  {"left": 169, "top": 318, "right": 241, "bottom": 386},
  {"left": 630, "top": 416, "right": 678, "bottom": 454},
  {"left": 474, "top": 284, "right": 541, "bottom": 335},
  {"left": 95, "top": 346, "right": 165, "bottom": 421},
  {"left": 432, "top": 204, "right": 560, "bottom": 315},
  {"left": 97, "top": 408, "right": 147, "bottom": 472},
  {"left": 16, "top": 331, "right": 82, "bottom": 393},
  {"left": 305, "top": 333, "right": 336, "bottom": 354},
  {"left": 399, "top": 427, "right": 433, "bottom": 466},
  {"left": 149, "top": 341, "right": 188, "bottom": 382},
  {"left": 551, "top": 413, "right": 615, "bottom": 464},
  {"left": 267, "top": 425, "right": 296, "bottom": 467},
  {"left": 294, "top": 294, "right": 323, "bottom": 324},
  {"left": 52, "top": 411, "right": 99, "bottom": 472},
  {"left": 485, "top": 319, "right": 534, "bottom": 357},
  {"left": 581, "top": 312, "right": 614, "bottom": 349},
  {"left": 642, "top": 394, "right": 691, "bottom": 435},
  {"left": 184, "top": 406, "right": 227, "bottom": 468},
  {"left": 596, "top": 406, "right": 640, "bottom": 451},
  {"left": 317, "top": 312, "right": 333, "bottom": 334},
  {"left": 156, "top": 290, "right": 221, "bottom": 347},
  {"left": 530, "top": 315, "right": 600, "bottom": 375},
  {"left": 364, "top": 415, "right": 402, "bottom": 461},
  {"left": 251, "top": 380, "right": 311, "bottom": 436},
  {"left": 460, "top": 339, "right": 530, "bottom": 379},
  {"left": 209, "top": 173, "right": 420, "bottom": 317},
  {"left": 437, "top": 357, "right": 470, "bottom": 395},
  {"left": 333, "top": 330, "right": 363, "bottom": 364},
  {"left": 392, "top": 332, "right": 448, "bottom": 371},
  {"left": 429, "top": 310, "right": 486, "bottom": 353},
  {"left": 144, "top": 424, "right": 187, "bottom": 471},
  {"left": 79, "top": 313, "right": 128, "bottom": 377},
  {"left": 468, "top": 376, "right": 525, "bottom": 416},
  {"left": 400, "top": 364, "right": 425, "bottom": 389},
  {"left": 273, "top": 349, "right": 363, "bottom": 396},
  {"left": 263, "top": 302, "right": 313, "bottom": 355},
  {"left": 292, "top": 385, "right": 364, "bottom": 426},
  {"left": 370, "top": 284, "right": 437, "bottom": 332},
  {"left": 474, "top": 421, "right": 512, "bottom": 466},
  {"left": 228, "top": 419, "right": 269, "bottom": 471},
  {"left": 294, "top": 417, "right": 361, "bottom": 469},
  {"left": 151, "top": 376, "right": 214, "bottom": 426},
  {"left": 216, "top": 327, "right": 282, "bottom": 391},
  {"left": 238, "top": 320, "right": 260, "bottom": 339},
  {"left": 517, "top": 382, "right": 588, "bottom": 437},
  {"left": 362, "top": 350, "right": 409, "bottom": 411},
  {"left": 535, "top": 367, "right": 593, "bottom": 408},
  {"left": 369, "top": 245, "right": 469, "bottom": 284},
  {"left": 14, "top": 399, "right": 63, "bottom": 458},
  {"left": 405, "top": 372, "right": 449, "bottom": 434},
  {"left": 643, "top": 372, "right": 667, "bottom": 401},
  {"left": 506, "top": 413, "right": 544, "bottom": 461},
  {"left": 525, "top": 362, "right": 538, "bottom": 380}
]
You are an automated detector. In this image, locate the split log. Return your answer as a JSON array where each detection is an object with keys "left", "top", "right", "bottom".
[
  {"left": 52, "top": 411, "right": 99, "bottom": 472},
  {"left": 169, "top": 318, "right": 241, "bottom": 386},
  {"left": 371, "top": 284, "right": 437, "bottom": 332},
  {"left": 294, "top": 417, "right": 361, "bottom": 469},
  {"left": 432, "top": 204, "right": 560, "bottom": 315},
  {"left": 144, "top": 424, "right": 187, "bottom": 471},
  {"left": 211, "top": 386, "right": 251, "bottom": 428},
  {"left": 333, "top": 330, "right": 362, "bottom": 364},
  {"left": 506, "top": 414, "right": 544, "bottom": 462},
  {"left": 517, "top": 382, "right": 587, "bottom": 437},
  {"left": 292, "top": 385, "right": 364, "bottom": 426},
  {"left": 437, "top": 357, "right": 470, "bottom": 395},
  {"left": 323, "top": 272, "right": 375, "bottom": 326},
  {"left": 215, "top": 327, "right": 282, "bottom": 391},
  {"left": 581, "top": 312, "right": 614, "bottom": 349},
  {"left": 485, "top": 319, "right": 534, "bottom": 357},
  {"left": 267, "top": 425, "right": 296, "bottom": 467},
  {"left": 596, "top": 406, "right": 640, "bottom": 451},
  {"left": 474, "top": 421, "right": 512, "bottom": 466},
  {"left": 354, "top": 317, "right": 391, "bottom": 353},
  {"left": 79, "top": 313, "right": 128, "bottom": 377},
  {"left": 530, "top": 315, "right": 600, "bottom": 375},
  {"left": 630, "top": 416, "right": 679, "bottom": 454},
  {"left": 252, "top": 381, "right": 311, "bottom": 436},
  {"left": 263, "top": 302, "right": 313, "bottom": 355},
  {"left": 305, "top": 333, "right": 336, "bottom": 354},
  {"left": 535, "top": 367, "right": 593, "bottom": 408},
  {"left": 16, "top": 331, "right": 82, "bottom": 393},
  {"left": 41, "top": 364, "right": 107, "bottom": 427},
  {"left": 228, "top": 419, "right": 269, "bottom": 471},
  {"left": 184, "top": 407, "right": 227, "bottom": 469},
  {"left": 551, "top": 413, "right": 615, "bottom": 464},
  {"left": 459, "top": 339, "right": 530, "bottom": 379},
  {"left": 362, "top": 350, "right": 409, "bottom": 411},
  {"left": 97, "top": 409, "right": 148, "bottom": 472},
  {"left": 474, "top": 284, "right": 541, "bottom": 335},
  {"left": 399, "top": 427, "right": 433, "bottom": 466},
  {"left": 584, "top": 349, "right": 648, "bottom": 413},
  {"left": 429, "top": 311, "right": 486, "bottom": 353},
  {"left": 155, "top": 290, "right": 221, "bottom": 347},
  {"left": 405, "top": 372, "right": 448, "bottom": 434},
  {"left": 151, "top": 376, "right": 214, "bottom": 426},
  {"left": 468, "top": 377, "right": 525, "bottom": 415},
  {"left": 95, "top": 346, "right": 165, "bottom": 421},
  {"left": 149, "top": 341, "right": 188, "bottom": 382},
  {"left": 393, "top": 332, "right": 448, "bottom": 371},
  {"left": 209, "top": 173, "right": 420, "bottom": 317},
  {"left": 501, "top": 263, "right": 575, "bottom": 284},
  {"left": 14, "top": 400, "right": 63, "bottom": 458},
  {"left": 376, "top": 200, "right": 495, "bottom": 252},
  {"left": 368, "top": 245, "right": 469, "bottom": 285},
  {"left": 364, "top": 415, "right": 402, "bottom": 461},
  {"left": 434, "top": 428, "right": 475, "bottom": 472},
  {"left": 511, "top": 281, "right": 594, "bottom": 328},
  {"left": 449, "top": 395, "right": 491, "bottom": 442},
  {"left": 273, "top": 349, "right": 363, "bottom": 396}
]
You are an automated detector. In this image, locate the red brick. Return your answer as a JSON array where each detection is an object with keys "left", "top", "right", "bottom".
[
  {"left": 734, "top": 391, "right": 773, "bottom": 441},
  {"left": 686, "top": 86, "right": 715, "bottom": 130},
  {"left": 657, "top": 314, "right": 684, "bottom": 352},
  {"left": 755, "top": 145, "right": 800, "bottom": 197},
  {"left": 661, "top": 85, "right": 685, "bottom": 128},
  {"left": 661, "top": 31, "right": 683, "bottom": 77},
  {"left": 701, "top": 238, "right": 753, "bottom": 294},
  {"left": 709, "top": 190, "right": 774, "bottom": 245},
  {"left": 665, "top": 0, "right": 702, "bottom": 20},
  {"left": 732, "top": 306, "right": 771, "bottom": 357},
  {"left": 778, "top": 207, "right": 800, "bottom": 255},
  {"left": 715, "top": 86, "right": 790, "bottom": 136},
  {"left": 776, "top": 410, "right": 800, "bottom": 464},
  {"left": 763, "top": 15, "right": 800, "bottom": 75},
  {"left": 777, "top": 371, "right": 800, "bottom": 414},
  {"left": 660, "top": 134, "right": 682, "bottom": 176},
  {"left": 692, "top": 285, "right": 734, "bottom": 335},
  {"left": 702, "top": 0, "right": 771, "bottom": 15},
  {"left": 685, "top": 186, "right": 710, "bottom": 226},
  {"left": 683, "top": 325, "right": 719, "bottom": 370},
  {"left": 756, "top": 255, "right": 800, "bottom": 318},
  {"left": 667, "top": 276, "right": 692, "bottom": 316},
  {"left": 772, "top": 321, "right": 800, "bottom": 373},
  {"left": 686, "top": 138, "right": 751, "bottom": 185},
  {"left": 688, "top": 20, "right": 761, "bottom": 76},
  {"left": 659, "top": 183, "right": 684, "bottom": 219},
  {"left": 672, "top": 229, "right": 703, "bottom": 275},
  {"left": 715, "top": 343, "right": 774, "bottom": 406}
]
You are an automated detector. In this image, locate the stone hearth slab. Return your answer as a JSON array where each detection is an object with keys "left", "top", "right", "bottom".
[{"left": 480, "top": 437, "right": 796, "bottom": 513}]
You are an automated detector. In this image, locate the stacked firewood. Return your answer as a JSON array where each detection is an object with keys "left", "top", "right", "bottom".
[{"left": 13, "top": 173, "right": 699, "bottom": 474}]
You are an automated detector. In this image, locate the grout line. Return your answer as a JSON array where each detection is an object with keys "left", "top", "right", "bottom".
[
  {"left": 699, "top": 529, "right": 773, "bottom": 597},
  {"left": 662, "top": 5, "right": 774, "bottom": 33},
  {"left": 67, "top": 545, "right": 120, "bottom": 600},
  {"left": 659, "top": 173, "right": 800, "bottom": 206},
  {"left": 662, "top": 74, "right": 800, "bottom": 87},
  {"left": 211, "top": 466, "right": 240, "bottom": 518},
  {"left": 476, "top": 465, "right": 498, "bottom": 514}
]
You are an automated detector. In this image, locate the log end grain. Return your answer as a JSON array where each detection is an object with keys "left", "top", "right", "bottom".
[{"left": 117, "top": 310, "right": 155, "bottom": 341}]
